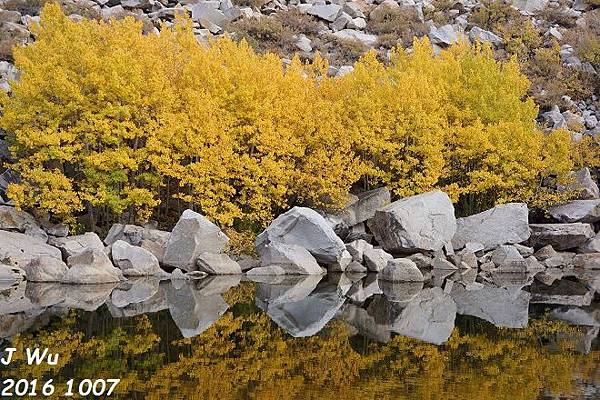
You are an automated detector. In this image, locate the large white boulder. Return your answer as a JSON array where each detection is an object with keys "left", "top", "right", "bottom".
[
  {"left": 367, "top": 191, "right": 456, "bottom": 253},
  {"left": 22, "top": 256, "right": 68, "bottom": 282},
  {"left": 196, "top": 252, "right": 242, "bottom": 275},
  {"left": 258, "top": 241, "right": 324, "bottom": 275},
  {"left": 379, "top": 258, "right": 424, "bottom": 282},
  {"left": 49, "top": 232, "right": 105, "bottom": 259},
  {"left": 163, "top": 209, "right": 229, "bottom": 271},
  {"left": 62, "top": 248, "right": 123, "bottom": 284},
  {"left": 0, "top": 231, "right": 62, "bottom": 269},
  {"left": 104, "top": 223, "right": 170, "bottom": 263},
  {"left": 256, "top": 207, "right": 346, "bottom": 264},
  {"left": 111, "top": 240, "right": 166, "bottom": 277},
  {"left": 452, "top": 203, "right": 530, "bottom": 251}
]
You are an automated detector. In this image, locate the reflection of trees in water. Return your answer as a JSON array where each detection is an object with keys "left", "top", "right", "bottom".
[{"left": 2, "top": 282, "right": 599, "bottom": 400}]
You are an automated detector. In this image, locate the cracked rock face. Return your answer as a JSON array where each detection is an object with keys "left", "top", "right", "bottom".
[
  {"left": 368, "top": 191, "right": 456, "bottom": 253},
  {"left": 452, "top": 203, "right": 530, "bottom": 251}
]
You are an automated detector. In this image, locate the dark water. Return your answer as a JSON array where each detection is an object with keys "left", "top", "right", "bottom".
[{"left": 0, "top": 271, "right": 598, "bottom": 400}]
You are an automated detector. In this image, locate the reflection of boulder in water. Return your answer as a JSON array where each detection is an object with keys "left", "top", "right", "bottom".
[
  {"left": 379, "top": 280, "right": 423, "bottom": 304},
  {"left": 390, "top": 287, "right": 457, "bottom": 345},
  {"left": 548, "top": 304, "right": 599, "bottom": 327},
  {"left": 63, "top": 283, "right": 117, "bottom": 311},
  {"left": 0, "top": 282, "right": 35, "bottom": 314},
  {"left": 25, "top": 283, "right": 66, "bottom": 307},
  {"left": 110, "top": 277, "right": 160, "bottom": 308},
  {"left": 257, "top": 282, "right": 345, "bottom": 337},
  {"left": 163, "top": 281, "right": 228, "bottom": 338},
  {"left": 256, "top": 275, "right": 322, "bottom": 305},
  {"left": 194, "top": 275, "right": 242, "bottom": 297},
  {"left": 450, "top": 284, "right": 530, "bottom": 328},
  {"left": 530, "top": 278, "right": 594, "bottom": 307},
  {"left": 574, "top": 270, "right": 600, "bottom": 295},
  {"left": 346, "top": 274, "right": 382, "bottom": 303},
  {"left": 491, "top": 272, "right": 535, "bottom": 289},
  {"left": 108, "top": 283, "right": 168, "bottom": 318},
  {"left": 0, "top": 308, "right": 67, "bottom": 338},
  {"left": 575, "top": 326, "right": 599, "bottom": 355},
  {"left": 341, "top": 302, "right": 391, "bottom": 343}
]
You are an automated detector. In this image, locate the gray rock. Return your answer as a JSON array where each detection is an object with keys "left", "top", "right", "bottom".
[
  {"left": 367, "top": 191, "right": 456, "bottom": 253},
  {"left": 62, "top": 248, "right": 123, "bottom": 284},
  {"left": 49, "top": 232, "right": 105, "bottom": 259},
  {"left": 332, "top": 29, "right": 378, "bottom": 46},
  {"left": 450, "top": 284, "right": 530, "bottom": 328},
  {"left": 429, "top": 24, "right": 459, "bottom": 46},
  {"left": 547, "top": 199, "right": 600, "bottom": 223},
  {"left": 512, "top": 0, "right": 549, "bottom": 14},
  {"left": 390, "top": 287, "right": 456, "bottom": 345},
  {"left": 490, "top": 245, "right": 528, "bottom": 272},
  {"left": 295, "top": 34, "right": 312, "bottom": 52},
  {"left": 0, "top": 206, "right": 46, "bottom": 240},
  {"left": 432, "top": 256, "right": 458, "bottom": 270},
  {"left": 530, "top": 279, "right": 593, "bottom": 306},
  {"left": 329, "top": 250, "right": 352, "bottom": 272},
  {"left": 363, "top": 248, "right": 393, "bottom": 272},
  {"left": 345, "top": 261, "right": 368, "bottom": 273},
  {"left": 407, "top": 253, "right": 433, "bottom": 268},
  {"left": 528, "top": 223, "right": 595, "bottom": 250},
  {"left": 334, "top": 187, "right": 391, "bottom": 233},
  {"left": 21, "top": 256, "right": 68, "bottom": 282},
  {"left": 469, "top": 26, "right": 503, "bottom": 46},
  {"left": 259, "top": 241, "right": 324, "bottom": 275},
  {"left": 379, "top": 281, "right": 423, "bottom": 303},
  {"left": 549, "top": 306, "right": 600, "bottom": 327},
  {"left": 196, "top": 252, "right": 242, "bottom": 275},
  {"left": 163, "top": 209, "right": 229, "bottom": 271},
  {"left": 379, "top": 258, "right": 424, "bottom": 282},
  {"left": 0, "top": 231, "right": 62, "bottom": 269},
  {"left": 255, "top": 275, "right": 322, "bottom": 304},
  {"left": 0, "top": 264, "right": 25, "bottom": 282},
  {"left": 256, "top": 206, "right": 345, "bottom": 264},
  {"left": 104, "top": 223, "right": 170, "bottom": 262},
  {"left": 111, "top": 240, "right": 165, "bottom": 277},
  {"left": 306, "top": 4, "right": 342, "bottom": 21},
  {"left": 452, "top": 203, "right": 530, "bottom": 251},
  {"left": 190, "top": 2, "right": 229, "bottom": 27},
  {"left": 63, "top": 283, "right": 117, "bottom": 311},
  {"left": 579, "top": 233, "right": 600, "bottom": 253},
  {"left": 331, "top": 12, "right": 351, "bottom": 31},
  {"left": 346, "top": 239, "right": 374, "bottom": 263}
]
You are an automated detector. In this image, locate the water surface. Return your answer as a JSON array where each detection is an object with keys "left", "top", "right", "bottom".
[{"left": 1, "top": 272, "right": 599, "bottom": 399}]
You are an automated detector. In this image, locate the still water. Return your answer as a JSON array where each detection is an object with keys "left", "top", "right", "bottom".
[{"left": 0, "top": 272, "right": 598, "bottom": 399}]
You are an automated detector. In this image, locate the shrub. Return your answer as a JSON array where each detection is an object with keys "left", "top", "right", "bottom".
[{"left": 0, "top": 5, "right": 594, "bottom": 230}]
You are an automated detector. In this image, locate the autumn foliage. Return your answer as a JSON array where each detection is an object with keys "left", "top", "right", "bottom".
[{"left": 0, "top": 4, "right": 592, "bottom": 229}]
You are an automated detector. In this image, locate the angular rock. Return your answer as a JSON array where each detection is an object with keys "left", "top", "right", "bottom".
[
  {"left": 379, "top": 258, "right": 424, "bottom": 282},
  {"left": 547, "top": 199, "right": 600, "bottom": 223},
  {"left": 111, "top": 240, "right": 165, "bottom": 277},
  {"left": 21, "top": 256, "right": 68, "bottom": 282},
  {"left": 512, "top": 0, "right": 549, "bottom": 14},
  {"left": 363, "top": 247, "right": 393, "bottom": 272},
  {"left": 452, "top": 203, "right": 530, "bottom": 251},
  {"left": 104, "top": 223, "right": 170, "bottom": 262},
  {"left": 256, "top": 206, "right": 345, "bottom": 264},
  {"left": 490, "top": 245, "right": 527, "bottom": 272},
  {"left": 390, "top": 287, "right": 457, "bottom": 345},
  {"left": 196, "top": 252, "right": 242, "bottom": 275},
  {"left": 110, "top": 278, "right": 160, "bottom": 308},
  {"left": 328, "top": 250, "right": 352, "bottom": 272},
  {"left": 259, "top": 241, "right": 323, "bottom": 275},
  {"left": 49, "top": 232, "right": 105, "bottom": 259},
  {"left": 432, "top": 256, "right": 458, "bottom": 270},
  {"left": 579, "top": 233, "right": 600, "bottom": 253},
  {"left": 345, "top": 261, "right": 368, "bottom": 273},
  {"left": 163, "top": 209, "right": 229, "bottom": 271},
  {"left": 0, "top": 264, "right": 25, "bottom": 282},
  {"left": 429, "top": 24, "right": 458, "bottom": 46},
  {"left": 450, "top": 284, "right": 530, "bottom": 328},
  {"left": 557, "top": 167, "right": 599, "bottom": 200},
  {"left": 62, "top": 248, "right": 123, "bottom": 284},
  {"left": 331, "top": 187, "right": 391, "bottom": 230},
  {"left": 0, "top": 205, "right": 46, "bottom": 240},
  {"left": 0, "top": 231, "right": 62, "bottom": 269},
  {"left": 469, "top": 26, "right": 503, "bottom": 46},
  {"left": 332, "top": 29, "right": 378, "bottom": 47},
  {"left": 306, "top": 4, "right": 342, "bottom": 22},
  {"left": 528, "top": 223, "right": 595, "bottom": 250},
  {"left": 346, "top": 239, "right": 373, "bottom": 263},
  {"left": 368, "top": 191, "right": 456, "bottom": 253}
]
